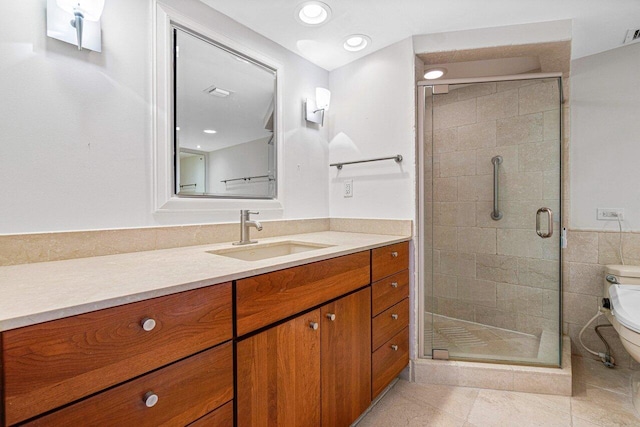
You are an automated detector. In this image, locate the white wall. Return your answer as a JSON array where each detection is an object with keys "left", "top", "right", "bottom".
[
  {"left": 0, "top": 0, "right": 329, "bottom": 234},
  {"left": 208, "top": 138, "right": 272, "bottom": 196},
  {"left": 570, "top": 42, "right": 640, "bottom": 231},
  {"left": 328, "top": 38, "right": 416, "bottom": 220}
]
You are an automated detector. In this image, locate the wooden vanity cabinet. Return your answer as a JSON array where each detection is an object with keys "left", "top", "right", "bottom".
[
  {"left": 0, "top": 283, "right": 233, "bottom": 426},
  {"left": 371, "top": 241, "right": 410, "bottom": 399}
]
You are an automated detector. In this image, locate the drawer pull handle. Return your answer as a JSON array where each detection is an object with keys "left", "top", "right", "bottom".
[
  {"left": 144, "top": 392, "right": 159, "bottom": 408},
  {"left": 310, "top": 322, "right": 319, "bottom": 330},
  {"left": 391, "top": 344, "right": 399, "bottom": 351},
  {"left": 141, "top": 318, "right": 156, "bottom": 332},
  {"left": 391, "top": 313, "right": 399, "bottom": 320},
  {"left": 326, "top": 313, "right": 336, "bottom": 321},
  {"left": 391, "top": 282, "right": 398, "bottom": 288},
  {"left": 391, "top": 251, "right": 399, "bottom": 258}
]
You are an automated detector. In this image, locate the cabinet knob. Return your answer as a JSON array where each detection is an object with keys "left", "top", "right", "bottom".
[
  {"left": 391, "top": 282, "right": 398, "bottom": 288},
  {"left": 391, "top": 344, "right": 399, "bottom": 351},
  {"left": 309, "top": 322, "right": 319, "bottom": 330},
  {"left": 326, "top": 313, "right": 336, "bottom": 321},
  {"left": 144, "top": 392, "right": 159, "bottom": 408},
  {"left": 141, "top": 318, "right": 156, "bottom": 332},
  {"left": 391, "top": 251, "right": 399, "bottom": 258},
  {"left": 391, "top": 313, "right": 399, "bottom": 320}
]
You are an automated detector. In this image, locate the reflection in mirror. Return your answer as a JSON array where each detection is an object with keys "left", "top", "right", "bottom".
[{"left": 174, "top": 26, "right": 277, "bottom": 199}]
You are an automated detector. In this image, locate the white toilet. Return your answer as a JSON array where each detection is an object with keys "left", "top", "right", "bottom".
[{"left": 603, "top": 265, "right": 640, "bottom": 412}]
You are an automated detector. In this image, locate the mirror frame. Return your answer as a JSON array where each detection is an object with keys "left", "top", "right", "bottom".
[{"left": 153, "top": 2, "right": 284, "bottom": 214}]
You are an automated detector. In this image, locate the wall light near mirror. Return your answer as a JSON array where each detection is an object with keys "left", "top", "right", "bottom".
[
  {"left": 295, "top": 1, "right": 332, "bottom": 26},
  {"left": 203, "top": 129, "right": 217, "bottom": 134},
  {"left": 305, "top": 87, "right": 331, "bottom": 126},
  {"left": 46, "top": 0, "right": 105, "bottom": 52},
  {"left": 424, "top": 68, "right": 447, "bottom": 80},
  {"left": 343, "top": 34, "right": 371, "bottom": 52}
]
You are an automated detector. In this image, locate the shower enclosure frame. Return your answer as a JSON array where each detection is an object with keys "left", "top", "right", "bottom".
[{"left": 416, "top": 72, "right": 564, "bottom": 367}]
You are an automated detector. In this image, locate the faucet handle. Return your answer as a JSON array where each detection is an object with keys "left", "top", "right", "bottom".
[{"left": 248, "top": 211, "right": 260, "bottom": 215}]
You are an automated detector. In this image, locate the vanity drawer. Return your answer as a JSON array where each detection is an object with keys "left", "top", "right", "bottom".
[
  {"left": 2, "top": 282, "right": 232, "bottom": 425},
  {"left": 187, "top": 400, "right": 233, "bottom": 427},
  {"left": 24, "top": 342, "right": 234, "bottom": 427},
  {"left": 372, "top": 242, "right": 409, "bottom": 282},
  {"left": 372, "top": 298, "right": 409, "bottom": 351},
  {"left": 372, "top": 327, "right": 409, "bottom": 399},
  {"left": 236, "top": 251, "right": 370, "bottom": 336},
  {"left": 372, "top": 270, "right": 409, "bottom": 316}
]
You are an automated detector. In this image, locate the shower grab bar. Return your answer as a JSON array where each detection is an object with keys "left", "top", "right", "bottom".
[
  {"left": 330, "top": 155, "right": 403, "bottom": 170},
  {"left": 536, "top": 207, "right": 554, "bottom": 238},
  {"left": 490, "top": 156, "right": 503, "bottom": 220}
]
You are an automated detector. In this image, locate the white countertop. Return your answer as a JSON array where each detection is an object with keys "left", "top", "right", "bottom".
[{"left": 0, "top": 231, "right": 410, "bottom": 332}]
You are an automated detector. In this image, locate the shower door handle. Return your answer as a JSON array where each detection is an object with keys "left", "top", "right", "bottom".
[
  {"left": 536, "top": 208, "right": 553, "bottom": 238},
  {"left": 490, "top": 156, "right": 503, "bottom": 220}
]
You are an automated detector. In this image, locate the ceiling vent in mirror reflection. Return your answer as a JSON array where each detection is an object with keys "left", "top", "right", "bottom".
[{"left": 204, "top": 85, "right": 232, "bottom": 98}]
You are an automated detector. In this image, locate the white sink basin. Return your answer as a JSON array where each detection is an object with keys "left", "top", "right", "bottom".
[{"left": 207, "top": 241, "right": 335, "bottom": 261}]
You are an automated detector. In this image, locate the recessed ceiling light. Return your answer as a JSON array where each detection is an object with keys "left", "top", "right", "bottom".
[
  {"left": 175, "top": 126, "right": 180, "bottom": 131},
  {"left": 424, "top": 68, "right": 447, "bottom": 80},
  {"left": 295, "top": 1, "right": 331, "bottom": 26},
  {"left": 203, "top": 129, "right": 217, "bottom": 134},
  {"left": 197, "top": 145, "right": 201, "bottom": 148},
  {"left": 343, "top": 34, "right": 371, "bottom": 52}
]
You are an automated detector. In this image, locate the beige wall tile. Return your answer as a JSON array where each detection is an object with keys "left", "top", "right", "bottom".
[
  {"left": 497, "top": 283, "right": 543, "bottom": 316},
  {"left": 497, "top": 229, "right": 543, "bottom": 258},
  {"left": 434, "top": 177, "right": 458, "bottom": 202},
  {"left": 476, "top": 254, "right": 518, "bottom": 284},
  {"left": 599, "top": 231, "right": 640, "bottom": 265},
  {"left": 434, "top": 128, "right": 458, "bottom": 153},
  {"left": 519, "top": 140, "right": 560, "bottom": 172},
  {"left": 440, "top": 251, "right": 476, "bottom": 278},
  {"left": 458, "top": 278, "right": 497, "bottom": 308},
  {"left": 434, "top": 226, "right": 458, "bottom": 251},
  {"left": 543, "top": 109, "right": 561, "bottom": 141},
  {"left": 456, "top": 82, "right": 497, "bottom": 101},
  {"left": 433, "top": 90, "right": 460, "bottom": 107},
  {"left": 496, "top": 113, "right": 543, "bottom": 146},
  {"left": 434, "top": 98, "right": 477, "bottom": 130},
  {"left": 458, "top": 227, "right": 496, "bottom": 254},
  {"left": 564, "top": 231, "right": 598, "bottom": 263},
  {"left": 519, "top": 80, "right": 561, "bottom": 115},
  {"left": 476, "top": 201, "right": 539, "bottom": 230},
  {"left": 516, "top": 313, "right": 557, "bottom": 336},
  {"left": 477, "top": 89, "right": 519, "bottom": 122},
  {"left": 501, "top": 172, "right": 543, "bottom": 201},
  {"left": 457, "top": 120, "right": 497, "bottom": 151},
  {"left": 434, "top": 273, "right": 458, "bottom": 299},
  {"left": 440, "top": 150, "right": 477, "bottom": 177},
  {"left": 543, "top": 289, "right": 560, "bottom": 320},
  {"left": 436, "top": 297, "right": 475, "bottom": 322},
  {"left": 458, "top": 175, "right": 493, "bottom": 201},
  {"left": 517, "top": 258, "right": 559, "bottom": 289},
  {"left": 497, "top": 80, "right": 537, "bottom": 92},
  {"left": 435, "top": 202, "right": 477, "bottom": 227},
  {"left": 563, "top": 292, "right": 599, "bottom": 325},
  {"left": 543, "top": 171, "right": 561, "bottom": 200},
  {"left": 566, "top": 262, "right": 605, "bottom": 297}
]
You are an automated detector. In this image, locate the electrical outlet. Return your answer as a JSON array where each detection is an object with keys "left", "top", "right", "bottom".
[
  {"left": 597, "top": 208, "right": 624, "bottom": 221},
  {"left": 344, "top": 179, "right": 353, "bottom": 198}
]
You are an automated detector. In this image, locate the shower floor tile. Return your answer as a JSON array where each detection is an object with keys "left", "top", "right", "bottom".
[{"left": 425, "top": 313, "right": 541, "bottom": 361}]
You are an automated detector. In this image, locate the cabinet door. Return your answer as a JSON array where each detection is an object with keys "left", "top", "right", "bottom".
[
  {"left": 237, "top": 310, "right": 321, "bottom": 427},
  {"left": 321, "top": 288, "right": 372, "bottom": 427}
]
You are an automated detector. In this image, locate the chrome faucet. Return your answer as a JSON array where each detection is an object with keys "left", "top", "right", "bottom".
[{"left": 233, "top": 210, "right": 263, "bottom": 245}]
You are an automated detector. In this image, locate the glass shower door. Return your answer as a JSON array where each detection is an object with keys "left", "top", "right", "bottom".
[{"left": 423, "top": 77, "right": 562, "bottom": 367}]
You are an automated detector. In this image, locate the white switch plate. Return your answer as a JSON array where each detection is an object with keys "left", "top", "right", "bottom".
[
  {"left": 344, "top": 180, "right": 353, "bottom": 198},
  {"left": 597, "top": 208, "right": 624, "bottom": 220}
]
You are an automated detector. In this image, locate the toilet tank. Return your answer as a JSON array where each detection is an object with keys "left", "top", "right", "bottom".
[{"left": 604, "top": 265, "right": 640, "bottom": 297}]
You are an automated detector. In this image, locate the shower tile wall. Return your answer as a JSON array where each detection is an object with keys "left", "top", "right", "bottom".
[{"left": 428, "top": 79, "right": 560, "bottom": 339}]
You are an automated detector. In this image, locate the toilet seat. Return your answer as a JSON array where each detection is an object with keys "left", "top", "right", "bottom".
[{"left": 609, "top": 284, "right": 640, "bottom": 334}]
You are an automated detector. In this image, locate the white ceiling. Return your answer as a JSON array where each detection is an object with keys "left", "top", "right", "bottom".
[{"left": 200, "top": 0, "right": 640, "bottom": 71}]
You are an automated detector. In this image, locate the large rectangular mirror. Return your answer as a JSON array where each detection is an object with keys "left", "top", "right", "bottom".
[{"left": 173, "top": 26, "right": 277, "bottom": 199}]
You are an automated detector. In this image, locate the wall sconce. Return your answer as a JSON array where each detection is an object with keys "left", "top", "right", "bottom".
[
  {"left": 47, "top": 0, "right": 105, "bottom": 52},
  {"left": 305, "top": 87, "right": 331, "bottom": 126}
]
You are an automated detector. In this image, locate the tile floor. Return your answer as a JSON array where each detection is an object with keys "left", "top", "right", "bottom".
[{"left": 357, "top": 356, "right": 640, "bottom": 426}]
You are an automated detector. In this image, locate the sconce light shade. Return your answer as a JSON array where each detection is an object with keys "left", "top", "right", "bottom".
[
  {"left": 305, "top": 87, "right": 331, "bottom": 126},
  {"left": 315, "top": 87, "right": 331, "bottom": 112},
  {"left": 47, "top": 0, "right": 104, "bottom": 52}
]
